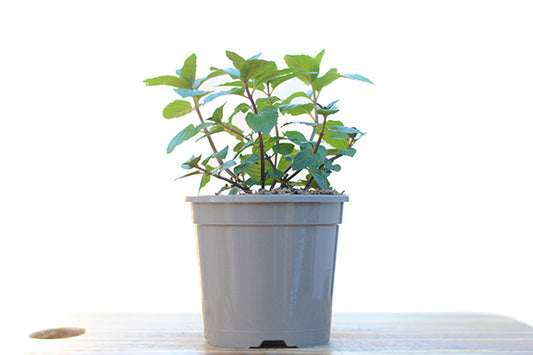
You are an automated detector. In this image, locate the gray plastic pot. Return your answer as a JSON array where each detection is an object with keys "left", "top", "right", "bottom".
[{"left": 186, "top": 194, "right": 348, "bottom": 348}]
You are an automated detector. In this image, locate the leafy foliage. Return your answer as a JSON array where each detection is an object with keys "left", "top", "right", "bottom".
[{"left": 144, "top": 50, "right": 373, "bottom": 193}]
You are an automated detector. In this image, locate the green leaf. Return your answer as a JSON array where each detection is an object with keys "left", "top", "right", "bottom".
[
  {"left": 174, "top": 88, "right": 210, "bottom": 98},
  {"left": 228, "top": 103, "right": 251, "bottom": 122},
  {"left": 284, "top": 54, "right": 317, "bottom": 84},
  {"left": 210, "top": 67, "right": 241, "bottom": 79},
  {"left": 328, "top": 125, "right": 364, "bottom": 135},
  {"left": 256, "top": 96, "right": 280, "bottom": 112},
  {"left": 226, "top": 51, "right": 245, "bottom": 69},
  {"left": 180, "top": 54, "right": 196, "bottom": 87},
  {"left": 229, "top": 187, "right": 239, "bottom": 195},
  {"left": 267, "top": 170, "right": 285, "bottom": 179},
  {"left": 219, "top": 80, "right": 244, "bottom": 87},
  {"left": 269, "top": 70, "right": 313, "bottom": 89},
  {"left": 245, "top": 105, "right": 278, "bottom": 135},
  {"left": 167, "top": 124, "right": 197, "bottom": 153},
  {"left": 233, "top": 139, "right": 255, "bottom": 156},
  {"left": 162, "top": 100, "right": 194, "bottom": 119},
  {"left": 212, "top": 145, "right": 229, "bottom": 160},
  {"left": 284, "top": 131, "right": 308, "bottom": 146},
  {"left": 317, "top": 107, "right": 339, "bottom": 116},
  {"left": 210, "top": 103, "right": 225, "bottom": 122},
  {"left": 343, "top": 73, "right": 374, "bottom": 85},
  {"left": 310, "top": 169, "right": 330, "bottom": 189},
  {"left": 199, "top": 174, "right": 211, "bottom": 192},
  {"left": 313, "top": 68, "right": 343, "bottom": 92},
  {"left": 281, "top": 121, "right": 317, "bottom": 128},
  {"left": 143, "top": 75, "right": 190, "bottom": 89},
  {"left": 279, "top": 103, "right": 316, "bottom": 116},
  {"left": 291, "top": 145, "right": 327, "bottom": 170},
  {"left": 212, "top": 160, "right": 237, "bottom": 175},
  {"left": 204, "top": 88, "right": 241, "bottom": 104},
  {"left": 195, "top": 122, "right": 214, "bottom": 131},
  {"left": 314, "top": 50, "right": 325, "bottom": 70},
  {"left": 272, "top": 143, "right": 294, "bottom": 155},
  {"left": 234, "top": 154, "right": 260, "bottom": 175},
  {"left": 244, "top": 159, "right": 275, "bottom": 184},
  {"left": 280, "top": 91, "right": 312, "bottom": 105},
  {"left": 317, "top": 120, "right": 350, "bottom": 149},
  {"left": 174, "top": 171, "right": 202, "bottom": 181},
  {"left": 240, "top": 59, "right": 276, "bottom": 82},
  {"left": 182, "top": 155, "right": 202, "bottom": 169},
  {"left": 338, "top": 148, "right": 357, "bottom": 157}
]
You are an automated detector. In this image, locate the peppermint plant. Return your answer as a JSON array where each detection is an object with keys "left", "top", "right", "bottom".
[{"left": 144, "top": 50, "right": 373, "bottom": 194}]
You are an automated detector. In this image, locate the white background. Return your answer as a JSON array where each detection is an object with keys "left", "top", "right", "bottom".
[{"left": 1, "top": 0, "right": 532, "bottom": 328}]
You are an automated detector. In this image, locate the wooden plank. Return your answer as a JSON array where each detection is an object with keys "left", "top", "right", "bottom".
[{"left": 19, "top": 313, "right": 533, "bottom": 354}]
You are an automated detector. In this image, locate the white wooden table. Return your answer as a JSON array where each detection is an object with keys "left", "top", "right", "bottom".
[{"left": 20, "top": 313, "right": 533, "bottom": 354}]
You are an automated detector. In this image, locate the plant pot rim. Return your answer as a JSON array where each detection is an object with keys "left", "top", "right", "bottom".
[{"left": 185, "top": 194, "right": 349, "bottom": 203}]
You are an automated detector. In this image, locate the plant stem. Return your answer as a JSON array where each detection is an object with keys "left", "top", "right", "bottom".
[
  {"left": 313, "top": 113, "right": 327, "bottom": 154},
  {"left": 195, "top": 165, "right": 251, "bottom": 193},
  {"left": 309, "top": 90, "right": 320, "bottom": 141},
  {"left": 193, "top": 98, "right": 237, "bottom": 180},
  {"left": 244, "top": 83, "right": 266, "bottom": 189}
]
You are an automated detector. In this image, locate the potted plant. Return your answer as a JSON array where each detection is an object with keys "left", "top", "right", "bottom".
[{"left": 144, "top": 50, "right": 373, "bottom": 348}]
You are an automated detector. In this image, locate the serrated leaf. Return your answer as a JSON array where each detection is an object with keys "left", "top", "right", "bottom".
[
  {"left": 234, "top": 154, "right": 261, "bottom": 175},
  {"left": 317, "top": 107, "right": 339, "bottom": 116},
  {"left": 162, "top": 100, "right": 194, "bottom": 119},
  {"left": 167, "top": 124, "right": 198, "bottom": 153},
  {"left": 338, "top": 148, "right": 357, "bottom": 157},
  {"left": 284, "top": 131, "right": 308, "bottom": 146},
  {"left": 310, "top": 169, "right": 330, "bottom": 189},
  {"left": 328, "top": 125, "right": 364, "bottom": 135},
  {"left": 143, "top": 76, "right": 190, "bottom": 89},
  {"left": 182, "top": 155, "right": 202, "bottom": 169},
  {"left": 314, "top": 50, "right": 325, "bottom": 69},
  {"left": 195, "top": 122, "right": 214, "bottom": 131},
  {"left": 174, "top": 171, "right": 202, "bottom": 181},
  {"left": 269, "top": 70, "right": 316, "bottom": 89},
  {"left": 244, "top": 159, "right": 275, "bottom": 184},
  {"left": 279, "top": 103, "right": 316, "bottom": 116},
  {"left": 292, "top": 145, "right": 327, "bottom": 170},
  {"left": 229, "top": 103, "right": 251, "bottom": 122},
  {"left": 212, "top": 160, "right": 236, "bottom": 175},
  {"left": 245, "top": 105, "right": 278, "bottom": 135},
  {"left": 256, "top": 96, "right": 280, "bottom": 112},
  {"left": 313, "top": 68, "right": 343, "bottom": 92},
  {"left": 284, "top": 54, "right": 317, "bottom": 84},
  {"left": 272, "top": 143, "right": 294, "bottom": 155},
  {"left": 281, "top": 121, "right": 317, "bottom": 128},
  {"left": 226, "top": 51, "right": 245, "bottom": 69},
  {"left": 203, "top": 88, "right": 242, "bottom": 104},
  {"left": 240, "top": 59, "right": 276, "bottom": 82},
  {"left": 343, "top": 73, "right": 374, "bottom": 85},
  {"left": 280, "top": 91, "right": 312, "bottom": 105},
  {"left": 267, "top": 170, "right": 285, "bottom": 179},
  {"left": 180, "top": 54, "right": 196, "bottom": 87},
  {"left": 209, "top": 103, "right": 225, "bottom": 122},
  {"left": 233, "top": 139, "right": 255, "bottom": 157},
  {"left": 173, "top": 88, "right": 210, "bottom": 98},
  {"left": 212, "top": 145, "right": 229, "bottom": 160},
  {"left": 210, "top": 67, "right": 241, "bottom": 79},
  {"left": 318, "top": 120, "right": 350, "bottom": 149},
  {"left": 199, "top": 173, "right": 211, "bottom": 192},
  {"left": 219, "top": 80, "right": 244, "bottom": 87}
]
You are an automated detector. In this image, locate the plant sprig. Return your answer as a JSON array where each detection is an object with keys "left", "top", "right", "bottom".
[{"left": 144, "top": 50, "right": 373, "bottom": 194}]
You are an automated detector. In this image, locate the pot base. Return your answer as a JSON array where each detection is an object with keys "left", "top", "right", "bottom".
[{"left": 205, "top": 327, "right": 329, "bottom": 348}]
